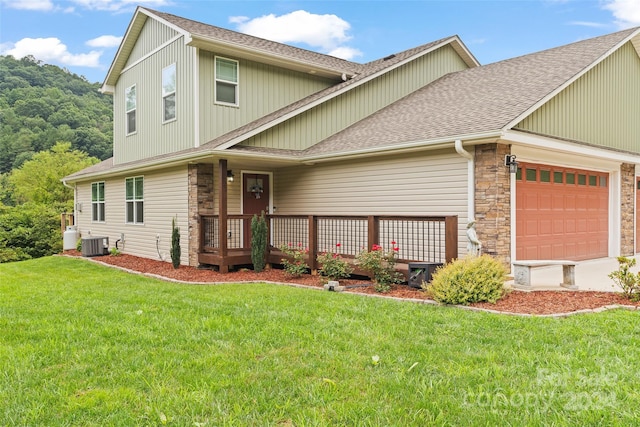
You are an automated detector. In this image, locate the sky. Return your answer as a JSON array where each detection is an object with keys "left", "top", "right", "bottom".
[{"left": 0, "top": 0, "right": 639, "bottom": 84}]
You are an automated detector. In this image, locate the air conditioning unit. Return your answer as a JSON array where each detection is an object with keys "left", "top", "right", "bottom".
[{"left": 81, "top": 236, "right": 109, "bottom": 257}]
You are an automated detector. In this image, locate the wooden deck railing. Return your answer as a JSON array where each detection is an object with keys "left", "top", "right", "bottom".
[{"left": 199, "top": 214, "right": 457, "bottom": 272}]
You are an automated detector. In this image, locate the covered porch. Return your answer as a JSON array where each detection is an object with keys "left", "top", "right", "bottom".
[{"left": 190, "top": 159, "right": 459, "bottom": 275}]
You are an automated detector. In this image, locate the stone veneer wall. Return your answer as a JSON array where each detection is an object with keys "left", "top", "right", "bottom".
[
  {"left": 188, "top": 163, "right": 215, "bottom": 266},
  {"left": 474, "top": 143, "right": 512, "bottom": 266},
  {"left": 620, "top": 163, "right": 635, "bottom": 256}
]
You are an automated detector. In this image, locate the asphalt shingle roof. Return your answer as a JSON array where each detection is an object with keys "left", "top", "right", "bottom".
[
  {"left": 147, "top": 8, "right": 364, "bottom": 75},
  {"left": 302, "top": 27, "right": 639, "bottom": 156}
]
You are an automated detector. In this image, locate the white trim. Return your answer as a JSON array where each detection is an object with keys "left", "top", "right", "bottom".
[
  {"left": 161, "top": 62, "right": 177, "bottom": 123},
  {"left": 503, "top": 28, "right": 640, "bottom": 130},
  {"left": 213, "top": 37, "right": 478, "bottom": 151},
  {"left": 214, "top": 56, "right": 239, "bottom": 107},
  {"left": 609, "top": 169, "right": 622, "bottom": 257},
  {"left": 504, "top": 130, "right": 640, "bottom": 167},
  {"left": 193, "top": 47, "right": 200, "bottom": 148},
  {"left": 121, "top": 34, "right": 183, "bottom": 77}
]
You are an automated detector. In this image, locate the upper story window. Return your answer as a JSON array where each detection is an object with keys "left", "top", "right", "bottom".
[
  {"left": 162, "top": 64, "right": 176, "bottom": 122},
  {"left": 125, "top": 176, "right": 144, "bottom": 224},
  {"left": 125, "top": 84, "right": 136, "bottom": 134},
  {"left": 91, "top": 182, "right": 105, "bottom": 222},
  {"left": 215, "top": 57, "right": 238, "bottom": 106}
]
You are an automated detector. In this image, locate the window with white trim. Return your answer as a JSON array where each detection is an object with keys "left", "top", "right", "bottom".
[
  {"left": 125, "top": 84, "right": 136, "bottom": 134},
  {"left": 125, "top": 176, "right": 143, "bottom": 224},
  {"left": 91, "top": 182, "right": 105, "bottom": 222},
  {"left": 215, "top": 57, "right": 238, "bottom": 106},
  {"left": 162, "top": 64, "right": 176, "bottom": 122}
]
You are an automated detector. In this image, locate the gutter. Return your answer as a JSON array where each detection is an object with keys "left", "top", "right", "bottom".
[{"left": 454, "top": 139, "right": 475, "bottom": 222}]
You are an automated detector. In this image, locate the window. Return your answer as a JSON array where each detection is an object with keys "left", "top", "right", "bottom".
[
  {"left": 162, "top": 64, "right": 176, "bottom": 122},
  {"left": 125, "top": 84, "right": 136, "bottom": 134},
  {"left": 125, "top": 177, "right": 144, "bottom": 224},
  {"left": 215, "top": 57, "right": 238, "bottom": 105},
  {"left": 91, "top": 182, "right": 105, "bottom": 222}
]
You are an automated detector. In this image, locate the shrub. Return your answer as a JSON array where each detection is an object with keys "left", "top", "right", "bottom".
[
  {"left": 317, "top": 244, "right": 353, "bottom": 282},
  {"left": 425, "top": 255, "right": 508, "bottom": 305},
  {"left": 170, "top": 216, "right": 181, "bottom": 269},
  {"left": 0, "top": 203, "right": 61, "bottom": 263},
  {"left": 355, "top": 242, "right": 403, "bottom": 293},
  {"left": 109, "top": 247, "right": 121, "bottom": 256},
  {"left": 279, "top": 243, "right": 309, "bottom": 278},
  {"left": 608, "top": 256, "right": 640, "bottom": 301},
  {"left": 250, "top": 211, "right": 267, "bottom": 272}
]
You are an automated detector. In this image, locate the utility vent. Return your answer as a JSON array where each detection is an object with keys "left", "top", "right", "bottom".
[
  {"left": 383, "top": 54, "right": 396, "bottom": 61},
  {"left": 82, "top": 236, "right": 109, "bottom": 257}
]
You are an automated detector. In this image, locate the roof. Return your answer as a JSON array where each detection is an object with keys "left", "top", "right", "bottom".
[
  {"left": 103, "top": 6, "right": 364, "bottom": 90},
  {"left": 78, "top": 13, "right": 639, "bottom": 181},
  {"left": 198, "top": 35, "right": 475, "bottom": 152},
  {"left": 300, "top": 26, "right": 640, "bottom": 157}
]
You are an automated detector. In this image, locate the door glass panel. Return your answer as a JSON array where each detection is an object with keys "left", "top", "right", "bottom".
[
  {"left": 526, "top": 168, "right": 537, "bottom": 182},
  {"left": 578, "top": 174, "right": 586, "bottom": 185},
  {"left": 588, "top": 175, "right": 597, "bottom": 186},
  {"left": 540, "top": 170, "right": 550, "bottom": 183},
  {"left": 553, "top": 171, "right": 563, "bottom": 184},
  {"left": 566, "top": 173, "right": 575, "bottom": 184}
]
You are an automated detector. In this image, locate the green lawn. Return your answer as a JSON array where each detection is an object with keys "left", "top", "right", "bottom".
[{"left": 1, "top": 256, "right": 639, "bottom": 426}]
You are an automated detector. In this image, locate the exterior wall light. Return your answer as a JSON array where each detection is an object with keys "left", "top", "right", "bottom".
[
  {"left": 505, "top": 154, "right": 518, "bottom": 174},
  {"left": 227, "top": 170, "right": 234, "bottom": 182}
]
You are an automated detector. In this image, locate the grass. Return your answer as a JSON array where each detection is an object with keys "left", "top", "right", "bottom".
[{"left": 1, "top": 256, "right": 639, "bottom": 426}]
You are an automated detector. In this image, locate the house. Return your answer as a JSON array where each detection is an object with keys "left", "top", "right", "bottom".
[{"left": 63, "top": 6, "right": 640, "bottom": 274}]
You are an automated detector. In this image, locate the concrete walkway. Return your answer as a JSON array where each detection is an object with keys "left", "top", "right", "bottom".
[{"left": 509, "top": 256, "right": 639, "bottom": 292}]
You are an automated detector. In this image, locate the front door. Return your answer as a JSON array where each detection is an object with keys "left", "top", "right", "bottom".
[{"left": 242, "top": 173, "right": 270, "bottom": 248}]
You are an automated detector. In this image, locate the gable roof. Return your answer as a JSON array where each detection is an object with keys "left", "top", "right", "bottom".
[
  {"left": 297, "top": 26, "right": 640, "bottom": 158},
  {"left": 103, "top": 6, "right": 362, "bottom": 91}
]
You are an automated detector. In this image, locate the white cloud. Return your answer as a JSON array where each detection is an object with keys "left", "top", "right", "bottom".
[
  {"left": 1, "top": 0, "right": 54, "bottom": 11},
  {"left": 231, "top": 10, "right": 361, "bottom": 60},
  {"left": 568, "top": 21, "right": 608, "bottom": 28},
  {"left": 1, "top": 37, "right": 102, "bottom": 67},
  {"left": 603, "top": 0, "right": 640, "bottom": 28},
  {"left": 69, "top": 0, "right": 170, "bottom": 12},
  {"left": 86, "top": 35, "right": 122, "bottom": 48},
  {"left": 326, "top": 46, "right": 362, "bottom": 61}
]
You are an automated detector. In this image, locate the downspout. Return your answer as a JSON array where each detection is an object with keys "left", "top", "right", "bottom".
[
  {"left": 454, "top": 139, "right": 475, "bottom": 221},
  {"left": 62, "top": 179, "right": 77, "bottom": 224}
]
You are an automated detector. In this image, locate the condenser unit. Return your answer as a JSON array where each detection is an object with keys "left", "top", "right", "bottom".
[{"left": 81, "top": 236, "right": 109, "bottom": 257}]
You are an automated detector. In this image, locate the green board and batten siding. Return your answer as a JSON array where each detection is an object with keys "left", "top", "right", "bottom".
[
  {"left": 240, "top": 45, "right": 470, "bottom": 151},
  {"left": 114, "top": 30, "right": 196, "bottom": 164},
  {"left": 515, "top": 42, "right": 640, "bottom": 155},
  {"left": 198, "top": 52, "right": 335, "bottom": 145},
  {"left": 124, "top": 17, "right": 180, "bottom": 68}
]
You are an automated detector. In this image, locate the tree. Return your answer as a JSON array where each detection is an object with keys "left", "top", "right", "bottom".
[{"left": 9, "top": 141, "right": 99, "bottom": 211}]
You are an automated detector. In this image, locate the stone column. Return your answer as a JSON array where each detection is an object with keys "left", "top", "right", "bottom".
[
  {"left": 187, "top": 163, "right": 215, "bottom": 266},
  {"left": 474, "top": 143, "right": 512, "bottom": 266},
  {"left": 620, "top": 163, "right": 635, "bottom": 256}
]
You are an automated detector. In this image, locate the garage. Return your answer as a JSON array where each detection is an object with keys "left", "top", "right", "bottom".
[{"left": 515, "top": 162, "right": 609, "bottom": 261}]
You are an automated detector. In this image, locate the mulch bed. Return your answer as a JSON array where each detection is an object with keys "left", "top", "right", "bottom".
[{"left": 63, "top": 251, "right": 640, "bottom": 316}]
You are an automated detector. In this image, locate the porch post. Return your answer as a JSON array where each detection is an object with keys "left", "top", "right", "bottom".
[
  {"left": 368, "top": 216, "right": 379, "bottom": 250},
  {"left": 218, "top": 159, "right": 229, "bottom": 273},
  {"left": 308, "top": 215, "right": 318, "bottom": 273},
  {"left": 444, "top": 216, "right": 458, "bottom": 263}
]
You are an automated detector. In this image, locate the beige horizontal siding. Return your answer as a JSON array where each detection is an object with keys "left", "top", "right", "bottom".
[
  {"left": 74, "top": 166, "right": 189, "bottom": 265},
  {"left": 272, "top": 149, "right": 469, "bottom": 255},
  {"left": 516, "top": 42, "right": 640, "bottom": 154}
]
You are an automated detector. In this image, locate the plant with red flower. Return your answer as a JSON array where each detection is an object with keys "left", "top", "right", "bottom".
[
  {"left": 355, "top": 241, "right": 403, "bottom": 292},
  {"left": 317, "top": 243, "right": 353, "bottom": 282}
]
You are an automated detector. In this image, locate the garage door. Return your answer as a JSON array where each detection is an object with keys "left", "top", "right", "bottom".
[{"left": 516, "top": 163, "right": 608, "bottom": 261}]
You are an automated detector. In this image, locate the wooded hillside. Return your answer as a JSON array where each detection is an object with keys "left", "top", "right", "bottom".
[{"left": 0, "top": 55, "right": 113, "bottom": 174}]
